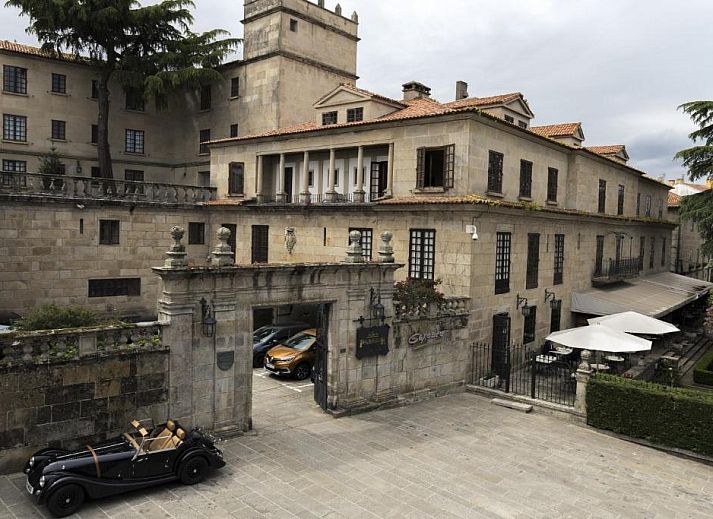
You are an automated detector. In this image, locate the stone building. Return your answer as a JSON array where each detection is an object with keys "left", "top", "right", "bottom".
[{"left": 667, "top": 179, "right": 712, "bottom": 280}]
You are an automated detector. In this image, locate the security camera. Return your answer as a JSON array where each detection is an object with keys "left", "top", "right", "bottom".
[{"left": 466, "top": 225, "right": 478, "bottom": 241}]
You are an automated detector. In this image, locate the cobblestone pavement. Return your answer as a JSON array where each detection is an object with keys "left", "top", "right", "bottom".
[{"left": 3, "top": 370, "right": 713, "bottom": 518}]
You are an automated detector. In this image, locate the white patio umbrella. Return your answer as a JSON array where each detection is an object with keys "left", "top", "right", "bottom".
[
  {"left": 545, "top": 325, "right": 652, "bottom": 353},
  {"left": 587, "top": 311, "right": 680, "bottom": 335}
]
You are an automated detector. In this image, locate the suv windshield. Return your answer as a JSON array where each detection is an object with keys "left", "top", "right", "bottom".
[{"left": 284, "top": 332, "right": 316, "bottom": 351}]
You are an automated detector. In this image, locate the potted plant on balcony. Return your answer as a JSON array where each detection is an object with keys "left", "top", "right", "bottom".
[{"left": 38, "top": 147, "right": 65, "bottom": 191}]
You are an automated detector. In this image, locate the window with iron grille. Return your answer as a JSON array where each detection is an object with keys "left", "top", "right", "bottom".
[
  {"left": 661, "top": 238, "right": 666, "bottom": 267},
  {"left": 547, "top": 167, "right": 558, "bottom": 202},
  {"left": 416, "top": 144, "right": 455, "bottom": 189},
  {"left": 636, "top": 193, "right": 641, "bottom": 216},
  {"left": 125, "top": 129, "right": 144, "bottom": 154},
  {"left": 124, "top": 169, "right": 144, "bottom": 194},
  {"left": 349, "top": 228, "right": 373, "bottom": 260},
  {"left": 495, "top": 231, "right": 511, "bottom": 294},
  {"left": 88, "top": 278, "right": 140, "bottom": 297},
  {"left": 504, "top": 115, "right": 514, "bottom": 123},
  {"left": 251, "top": 225, "right": 269, "bottom": 264},
  {"left": 200, "top": 85, "right": 211, "bottom": 110},
  {"left": 322, "top": 111, "right": 338, "bottom": 125},
  {"left": 230, "top": 124, "right": 238, "bottom": 138},
  {"left": 99, "top": 220, "right": 120, "bottom": 245},
  {"left": 519, "top": 160, "right": 533, "bottom": 198},
  {"left": 550, "top": 300, "right": 562, "bottom": 333},
  {"left": 51, "top": 73, "right": 66, "bottom": 94},
  {"left": 645, "top": 195, "right": 651, "bottom": 217},
  {"left": 188, "top": 222, "right": 205, "bottom": 245},
  {"left": 125, "top": 89, "right": 145, "bottom": 111},
  {"left": 595, "top": 235, "right": 604, "bottom": 275},
  {"left": 617, "top": 184, "right": 625, "bottom": 215},
  {"left": 3, "top": 114, "right": 27, "bottom": 141},
  {"left": 487, "top": 151, "right": 504, "bottom": 193},
  {"left": 658, "top": 198, "right": 663, "bottom": 219},
  {"left": 3, "top": 65, "right": 27, "bottom": 94},
  {"left": 526, "top": 233, "right": 540, "bottom": 289},
  {"left": 649, "top": 237, "right": 655, "bottom": 269},
  {"left": 523, "top": 305, "right": 537, "bottom": 344},
  {"left": 51, "top": 120, "right": 66, "bottom": 140},
  {"left": 230, "top": 77, "right": 240, "bottom": 98},
  {"left": 2, "top": 159, "right": 26, "bottom": 172},
  {"left": 199, "top": 129, "right": 210, "bottom": 154},
  {"left": 598, "top": 179, "right": 606, "bottom": 213},
  {"left": 91, "top": 124, "right": 98, "bottom": 144},
  {"left": 347, "top": 107, "right": 363, "bottom": 122},
  {"left": 408, "top": 229, "right": 436, "bottom": 280},
  {"left": 228, "top": 162, "right": 244, "bottom": 195},
  {"left": 91, "top": 80, "right": 98, "bottom": 99},
  {"left": 554, "top": 234, "right": 565, "bottom": 285},
  {"left": 639, "top": 236, "right": 645, "bottom": 270}
]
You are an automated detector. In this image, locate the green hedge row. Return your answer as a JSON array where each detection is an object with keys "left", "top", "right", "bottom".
[
  {"left": 693, "top": 349, "right": 713, "bottom": 386},
  {"left": 587, "top": 374, "right": 713, "bottom": 456}
]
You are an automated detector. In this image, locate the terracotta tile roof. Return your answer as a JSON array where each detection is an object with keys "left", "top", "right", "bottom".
[
  {"left": 530, "top": 123, "right": 582, "bottom": 139},
  {"left": 444, "top": 92, "right": 522, "bottom": 110},
  {"left": 668, "top": 192, "right": 682, "bottom": 207},
  {"left": 0, "top": 39, "right": 84, "bottom": 63},
  {"left": 315, "top": 83, "right": 406, "bottom": 108},
  {"left": 585, "top": 145, "right": 626, "bottom": 155}
]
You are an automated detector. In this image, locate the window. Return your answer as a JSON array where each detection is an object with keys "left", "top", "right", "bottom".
[
  {"left": 523, "top": 306, "right": 537, "bottom": 344},
  {"left": 49, "top": 119, "right": 66, "bottom": 140},
  {"left": 519, "top": 160, "right": 533, "bottom": 198},
  {"left": 554, "top": 234, "right": 565, "bottom": 285},
  {"left": 661, "top": 238, "right": 667, "bottom": 267},
  {"left": 99, "top": 220, "right": 120, "bottom": 245},
  {"left": 504, "top": 115, "right": 514, "bottom": 124},
  {"left": 487, "top": 151, "right": 504, "bottom": 193},
  {"left": 125, "top": 129, "right": 144, "bottom": 154},
  {"left": 230, "top": 77, "right": 240, "bottom": 98},
  {"left": 2, "top": 159, "right": 26, "bottom": 172},
  {"left": 91, "top": 124, "right": 98, "bottom": 144},
  {"left": 547, "top": 167, "right": 558, "bottom": 202},
  {"left": 198, "top": 171, "right": 210, "bottom": 187},
  {"left": 526, "top": 233, "right": 540, "bottom": 289},
  {"left": 416, "top": 144, "right": 455, "bottom": 189},
  {"left": 199, "top": 129, "right": 210, "bottom": 154},
  {"left": 598, "top": 179, "right": 606, "bottom": 213},
  {"left": 518, "top": 121, "right": 528, "bottom": 129},
  {"left": 408, "top": 229, "right": 436, "bottom": 280},
  {"left": 188, "top": 222, "right": 206, "bottom": 245},
  {"left": 91, "top": 80, "right": 98, "bottom": 99},
  {"left": 91, "top": 166, "right": 102, "bottom": 178},
  {"left": 636, "top": 193, "right": 641, "bottom": 216},
  {"left": 125, "top": 89, "right": 145, "bottom": 111},
  {"left": 347, "top": 107, "right": 363, "bottom": 123},
  {"left": 658, "top": 198, "right": 663, "bottom": 219},
  {"left": 51, "top": 73, "right": 66, "bottom": 94},
  {"left": 495, "top": 232, "right": 511, "bottom": 294},
  {"left": 3, "top": 114, "right": 27, "bottom": 141},
  {"left": 322, "top": 111, "right": 338, "bottom": 125},
  {"left": 200, "top": 85, "right": 211, "bottom": 110},
  {"left": 349, "top": 228, "right": 373, "bottom": 260},
  {"left": 88, "top": 278, "right": 140, "bottom": 298},
  {"left": 290, "top": 19, "right": 298, "bottom": 32},
  {"left": 595, "top": 235, "right": 604, "bottom": 276},
  {"left": 308, "top": 170, "right": 315, "bottom": 188},
  {"left": 334, "top": 169, "right": 340, "bottom": 187},
  {"left": 645, "top": 195, "right": 651, "bottom": 217},
  {"left": 124, "top": 169, "right": 144, "bottom": 183},
  {"left": 617, "top": 185, "right": 625, "bottom": 215},
  {"left": 3, "top": 65, "right": 27, "bottom": 94},
  {"left": 228, "top": 162, "right": 244, "bottom": 195},
  {"left": 615, "top": 235, "right": 623, "bottom": 263},
  {"left": 639, "top": 236, "right": 645, "bottom": 271},
  {"left": 550, "top": 300, "right": 562, "bottom": 333},
  {"left": 229, "top": 124, "right": 238, "bottom": 138},
  {"left": 649, "top": 237, "right": 655, "bottom": 269},
  {"left": 251, "top": 225, "right": 269, "bottom": 264}
]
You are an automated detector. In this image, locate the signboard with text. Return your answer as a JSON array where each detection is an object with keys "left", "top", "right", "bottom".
[{"left": 356, "top": 325, "right": 390, "bottom": 359}]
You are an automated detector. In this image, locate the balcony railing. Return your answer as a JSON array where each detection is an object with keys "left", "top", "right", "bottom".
[
  {"left": 394, "top": 296, "right": 470, "bottom": 322},
  {"left": 256, "top": 192, "right": 361, "bottom": 205},
  {"left": 592, "top": 257, "right": 641, "bottom": 285},
  {"left": 0, "top": 171, "right": 216, "bottom": 204}
]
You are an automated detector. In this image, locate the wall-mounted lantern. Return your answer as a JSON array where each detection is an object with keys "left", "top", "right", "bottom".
[
  {"left": 200, "top": 298, "right": 216, "bottom": 338},
  {"left": 516, "top": 293, "right": 531, "bottom": 317},
  {"left": 370, "top": 287, "right": 386, "bottom": 323},
  {"left": 544, "top": 288, "right": 557, "bottom": 309}
]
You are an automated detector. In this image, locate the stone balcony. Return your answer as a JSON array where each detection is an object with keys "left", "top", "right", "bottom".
[
  {"left": 0, "top": 172, "right": 216, "bottom": 205},
  {"left": 592, "top": 257, "right": 641, "bottom": 286},
  {"left": 393, "top": 296, "right": 470, "bottom": 323}
]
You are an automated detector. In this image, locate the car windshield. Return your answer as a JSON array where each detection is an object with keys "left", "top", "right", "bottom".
[
  {"left": 253, "top": 327, "right": 277, "bottom": 342},
  {"left": 284, "top": 332, "right": 316, "bottom": 351}
]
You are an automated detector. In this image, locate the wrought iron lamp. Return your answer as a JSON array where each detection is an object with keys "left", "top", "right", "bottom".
[
  {"left": 370, "top": 287, "right": 386, "bottom": 322},
  {"left": 544, "top": 288, "right": 557, "bottom": 309},
  {"left": 516, "top": 294, "right": 531, "bottom": 317},
  {"left": 200, "top": 298, "right": 217, "bottom": 338}
]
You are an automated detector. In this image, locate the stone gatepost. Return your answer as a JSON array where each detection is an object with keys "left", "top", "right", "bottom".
[{"left": 574, "top": 349, "right": 593, "bottom": 415}]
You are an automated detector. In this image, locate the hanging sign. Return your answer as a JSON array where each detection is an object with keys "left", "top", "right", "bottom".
[{"left": 356, "top": 325, "right": 390, "bottom": 359}]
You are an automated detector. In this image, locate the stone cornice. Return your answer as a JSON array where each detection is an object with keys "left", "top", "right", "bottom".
[{"left": 242, "top": 6, "right": 359, "bottom": 42}]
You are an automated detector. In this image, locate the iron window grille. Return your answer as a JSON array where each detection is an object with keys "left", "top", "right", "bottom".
[
  {"left": 88, "top": 278, "right": 140, "bottom": 297},
  {"left": 3, "top": 66, "right": 27, "bottom": 94},
  {"left": 639, "top": 236, "right": 645, "bottom": 270},
  {"left": 3, "top": 114, "right": 27, "bottom": 141},
  {"left": 526, "top": 233, "right": 540, "bottom": 289},
  {"left": 594, "top": 235, "right": 605, "bottom": 276},
  {"left": 519, "top": 160, "right": 533, "bottom": 198},
  {"left": 251, "top": 225, "right": 269, "bottom": 264},
  {"left": 200, "top": 85, "right": 212, "bottom": 110},
  {"left": 416, "top": 144, "right": 455, "bottom": 189},
  {"left": 649, "top": 237, "right": 655, "bottom": 269},
  {"left": 550, "top": 300, "right": 562, "bottom": 333},
  {"left": 617, "top": 185, "right": 625, "bottom": 215},
  {"left": 347, "top": 107, "right": 364, "bottom": 122},
  {"left": 51, "top": 73, "right": 66, "bottom": 94},
  {"left": 199, "top": 129, "right": 210, "bottom": 154},
  {"left": 487, "top": 150, "right": 504, "bottom": 193},
  {"left": 91, "top": 80, "right": 98, "bottom": 99},
  {"left": 188, "top": 222, "right": 206, "bottom": 245},
  {"left": 645, "top": 195, "right": 651, "bottom": 217},
  {"left": 598, "top": 179, "right": 606, "bottom": 213},
  {"left": 554, "top": 234, "right": 565, "bottom": 285},
  {"left": 2, "top": 159, "right": 26, "bottom": 172},
  {"left": 408, "top": 229, "right": 436, "bottom": 280},
  {"left": 547, "top": 167, "right": 558, "bottom": 202},
  {"left": 230, "top": 77, "right": 240, "bottom": 98},
  {"left": 230, "top": 124, "right": 238, "bottom": 138},
  {"left": 495, "top": 231, "right": 511, "bottom": 294},
  {"left": 228, "top": 162, "right": 244, "bottom": 195},
  {"left": 125, "top": 129, "right": 144, "bottom": 154},
  {"left": 322, "top": 111, "right": 338, "bottom": 125},
  {"left": 99, "top": 220, "right": 120, "bottom": 245},
  {"left": 349, "top": 228, "right": 373, "bottom": 260},
  {"left": 91, "top": 124, "right": 98, "bottom": 144},
  {"left": 523, "top": 305, "right": 537, "bottom": 344},
  {"left": 51, "top": 120, "right": 66, "bottom": 140}
]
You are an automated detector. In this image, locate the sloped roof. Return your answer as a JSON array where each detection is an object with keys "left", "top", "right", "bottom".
[
  {"left": 668, "top": 192, "right": 682, "bottom": 207},
  {"left": 0, "top": 39, "right": 85, "bottom": 64},
  {"left": 530, "top": 122, "right": 583, "bottom": 139},
  {"left": 314, "top": 83, "right": 406, "bottom": 108},
  {"left": 586, "top": 145, "right": 626, "bottom": 155},
  {"left": 445, "top": 92, "right": 522, "bottom": 109}
]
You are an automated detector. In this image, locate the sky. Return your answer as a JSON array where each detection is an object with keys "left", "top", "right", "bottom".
[{"left": 3, "top": 0, "right": 711, "bottom": 180}]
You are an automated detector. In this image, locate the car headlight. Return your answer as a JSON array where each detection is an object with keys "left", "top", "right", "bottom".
[
  {"left": 280, "top": 356, "right": 296, "bottom": 362},
  {"left": 28, "top": 456, "right": 35, "bottom": 468},
  {"left": 39, "top": 476, "right": 46, "bottom": 488}
]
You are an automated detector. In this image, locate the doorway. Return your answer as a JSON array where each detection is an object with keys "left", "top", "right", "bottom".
[
  {"left": 370, "top": 161, "right": 388, "bottom": 201},
  {"left": 284, "top": 167, "right": 293, "bottom": 202}
]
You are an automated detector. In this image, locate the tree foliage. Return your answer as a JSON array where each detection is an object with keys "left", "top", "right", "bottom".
[
  {"left": 37, "top": 147, "right": 65, "bottom": 176},
  {"left": 6, "top": 0, "right": 240, "bottom": 178}
]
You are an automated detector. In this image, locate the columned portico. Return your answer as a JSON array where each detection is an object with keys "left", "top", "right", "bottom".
[
  {"left": 299, "top": 150, "right": 310, "bottom": 203},
  {"left": 326, "top": 148, "right": 338, "bottom": 202},
  {"left": 276, "top": 153, "right": 287, "bottom": 203},
  {"left": 354, "top": 146, "right": 365, "bottom": 203},
  {"left": 256, "top": 155, "right": 264, "bottom": 203}
]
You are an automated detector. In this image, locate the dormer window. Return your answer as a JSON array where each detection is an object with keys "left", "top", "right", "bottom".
[
  {"left": 518, "top": 121, "right": 528, "bottom": 129},
  {"left": 322, "top": 111, "right": 338, "bottom": 125},
  {"left": 504, "top": 115, "right": 514, "bottom": 124},
  {"left": 347, "top": 107, "right": 364, "bottom": 123}
]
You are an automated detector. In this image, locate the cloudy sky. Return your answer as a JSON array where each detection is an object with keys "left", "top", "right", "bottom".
[{"left": 3, "top": 0, "right": 711, "bottom": 180}]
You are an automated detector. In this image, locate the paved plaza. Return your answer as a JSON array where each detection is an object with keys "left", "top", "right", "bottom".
[{"left": 2, "top": 370, "right": 713, "bottom": 518}]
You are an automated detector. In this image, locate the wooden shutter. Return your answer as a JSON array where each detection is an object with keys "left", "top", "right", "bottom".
[
  {"left": 416, "top": 147, "right": 426, "bottom": 188},
  {"left": 444, "top": 144, "right": 455, "bottom": 189}
]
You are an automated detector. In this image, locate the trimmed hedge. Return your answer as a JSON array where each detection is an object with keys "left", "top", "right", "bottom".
[
  {"left": 587, "top": 374, "right": 713, "bottom": 456},
  {"left": 693, "top": 349, "right": 713, "bottom": 386}
]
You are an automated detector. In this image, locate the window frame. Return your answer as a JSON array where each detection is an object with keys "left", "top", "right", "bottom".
[
  {"left": 408, "top": 229, "right": 436, "bottom": 280},
  {"left": 322, "top": 111, "right": 338, "bottom": 126},
  {"left": 597, "top": 179, "right": 607, "bottom": 213},
  {"left": 51, "top": 119, "right": 66, "bottom": 141},
  {"left": 229, "top": 124, "right": 239, "bottom": 138},
  {"left": 523, "top": 305, "right": 537, "bottom": 344},
  {"left": 230, "top": 77, "right": 240, "bottom": 98},
  {"left": 251, "top": 225, "right": 269, "bottom": 264},
  {"left": 526, "top": 233, "right": 540, "bottom": 290},
  {"left": 519, "top": 160, "right": 533, "bottom": 198},
  {"left": 188, "top": 222, "right": 206, "bottom": 245},
  {"left": 553, "top": 234, "right": 565, "bottom": 285},
  {"left": 228, "top": 162, "right": 245, "bottom": 195},
  {"left": 495, "top": 231, "right": 511, "bottom": 294},
  {"left": 487, "top": 150, "right": 504, "bottom": 194},
  {"left": 88, "top": 278, "right": 140, "bottom": 298},
  {"left": 125, "top": 88, "right": 145, "bottom": 112},
  {"left": 547, "top": 167, "right": 558, "bottom": 202},
  {"left": 3, "top": 65, "right": 27, "bottom": 94},
  {"left": 51, "top": 73, "right": 66, "bottom": 94},
  {"left": 649, "top": 237, "right": 655, "bottom": 269},
  {"left": 346, "top": 107, "right": 364, "bottom": 123},
  {"left": 99, "top": 219, "right": 120, "bottom": 245},
  {"left": 3, "top": 114, "right": 27, "bottom": 142},
  {"left": 124, "top": 129, "right": 145, "bottom": 154},
  {"left": 595, "top": 235, "right": 605, "bottom": 276},
  {"left": 91, "top": 124, "right": 98, "bottom": 144},
  {"left": 199, "top": 129, "right": 211, "bottom": 155},
  {"left": 617, "top": 184, "right": 625, "bottom": 215},
  {"left": 199, "top": 85, "right": 212, "bottom": 111},
  {"left": 416, "top": 144, "right": 455, "bottom": 189}
]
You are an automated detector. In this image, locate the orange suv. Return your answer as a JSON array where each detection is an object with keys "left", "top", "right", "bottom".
[{"left": 264, "top": 328, "right": 319, "bottom": 380}]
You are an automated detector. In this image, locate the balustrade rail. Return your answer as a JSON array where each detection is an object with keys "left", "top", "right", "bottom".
[
  {"left": 593, "top": 257, "right": 640, "bottom": 282},
  {"left": 0, "top": 171, "right": 216, "bottom": 204},
  {"left": 0, "top": 322, "right": 164, "bottom": 367},
  {"left": 394, "top": 296, "right": 470, "bottom": 322},
  {"left": 256, "top": 192, "right": 359, "bottom": 205}
]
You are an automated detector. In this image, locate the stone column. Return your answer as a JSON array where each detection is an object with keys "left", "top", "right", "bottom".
[
  {"left": 300, "top": 150, "right": 310, "bottom": 204},
  {"left": 353, "top": 146, "right": 365, "bottom": 203},
  {"left": 574, "top": 349, "right": 592, "bottom": 415},
  {"left": 276, "top": 153, "right": 286, "bottom": 203},
  {"left": 326, "top": 148, "right": 337, "bottom": 202},
  {"left": 385, "top": 142, "right": 395, "bottom": 197},
  {"left": 317, "top": 159, "right": 326, "bottom": 203},
  {"left": 256, "top": 155, "right": 264, "bottom": 203}
]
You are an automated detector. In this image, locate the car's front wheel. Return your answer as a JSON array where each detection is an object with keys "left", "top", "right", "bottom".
[
  {"left": 293, "top": 363, "right": 311, "bottom": 381},
  {"left": 46, "top": 483, "right": 85, "bottom": 518},
  {"left": 179, "top": 456, "right": 209, "bottom": 485}
]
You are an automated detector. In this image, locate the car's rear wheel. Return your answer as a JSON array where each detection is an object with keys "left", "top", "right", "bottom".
[
  {"left": 293, "top": 363, "right": 311, "bottom": 381},
  {"left": 179, "top": 456, "right": 209, "bottom": 485},
  {"left": 46, "top": 483, "right": 85, "bottom": 518}
]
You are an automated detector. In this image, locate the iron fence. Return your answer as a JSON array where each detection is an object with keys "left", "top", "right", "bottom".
[{"left": 593, "top": 257, "right": 640, "bottom": 281}]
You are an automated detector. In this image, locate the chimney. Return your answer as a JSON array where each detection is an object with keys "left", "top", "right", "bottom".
[
  {"left": 455, "top": 81, "right": 469, "bottom": 101},
  {"left": 402, "top": 81, "right": 431, "bottom": 102}
]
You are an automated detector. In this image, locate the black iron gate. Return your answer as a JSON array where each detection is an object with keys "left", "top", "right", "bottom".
[
  {"left": 472, "top": 342, "right": 577, "bottom": 407},
  {"left": 313, "top": 303, "right": 329, "bottom": 410}
]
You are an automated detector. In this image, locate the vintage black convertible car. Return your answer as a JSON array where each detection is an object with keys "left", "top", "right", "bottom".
[{"left": 24, "top": 419, "right": 225, "bottom": 517}]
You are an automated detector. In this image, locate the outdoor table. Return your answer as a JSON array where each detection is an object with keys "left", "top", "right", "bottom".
[
  {"left": 590, "top": 363, "right": 610, "bottom": 371},
  {"left": 605, "top": 355, "right": 625, "bottom": 363},
  {"left": 551, "top": 347, "right": 573, "bottom": 356},
  {"left": 536, "top": 355, "right": 558, "bottom": 364}
]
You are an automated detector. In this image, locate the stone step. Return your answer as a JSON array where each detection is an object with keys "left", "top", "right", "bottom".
[{"left": 491, "top": 398, "right": 533, "bottom": 413}]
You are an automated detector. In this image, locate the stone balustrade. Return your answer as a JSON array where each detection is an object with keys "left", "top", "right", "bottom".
[
  {"left": 394, "top": 296, "right": 470, "bottom": 322},
  {"left": 0, "top": 322, "right": 164, "bottom": 367},
  {"left": 0, "top": 171, "right": 216, "bottom": 204}
]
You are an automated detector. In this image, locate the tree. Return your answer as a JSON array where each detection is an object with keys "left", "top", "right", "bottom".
[
  {"left": 7, "top": 0, "right": 240, "bottom": 179},
  {"left": 675, "top": 101, "right": 713, "bottom": 257},
  {"left": 37, "top": 146, "right": 65, "bottom": 189}
]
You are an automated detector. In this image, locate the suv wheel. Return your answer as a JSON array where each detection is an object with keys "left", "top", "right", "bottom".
[
  {"left": 46, "top": 483, "right": 85, "bottom": 518},
  {"left": 179, "top": 456, "right": 209, "bottom": 485},
  {"left": 293, "top": 363, "right": 311, "bottom": 381}
]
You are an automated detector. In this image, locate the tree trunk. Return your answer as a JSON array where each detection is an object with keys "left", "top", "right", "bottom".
[{"left": 96, "top": 69, "right": 114, "bottom": 180}]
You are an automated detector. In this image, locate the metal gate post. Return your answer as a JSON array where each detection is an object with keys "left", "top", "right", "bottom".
[
  {"left": 504, "top": 345, "right": 511, "bottom": 393},
  {"left": 530, "top": 351, "right": 537, "bottom": 399}
]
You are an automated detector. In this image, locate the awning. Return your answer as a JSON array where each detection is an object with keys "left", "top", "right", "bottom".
[
  {"left": 546, "top": 325, "right": 652, "bottom": 353},
  {"left": 571, "top": 272, "right": 712, "bottom": 318}
]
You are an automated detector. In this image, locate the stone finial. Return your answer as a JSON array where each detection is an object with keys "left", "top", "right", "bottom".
[
  {"left": 165, "top": 226, "right": 187, "bottom": 267},
  {"left": 578, "top": 349, "right": 592, "bottom": 372},
  {"left": 344, "top": 230, "right": 364, "bottom": 263},
  {"left": 211, "top": 227, "right": 234, "bottom": 267},
  {"left": 334, "top": 3, "right": 342, "bottom": 16},
  {"left": 377, "top": 231, "right": 395, "bottom": 263},
  {"left": 285, "top": 227, "right": 297, "bottom": 254},
  {"left": 351, "top": 11, "right": 358, "bottom": 23}
]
